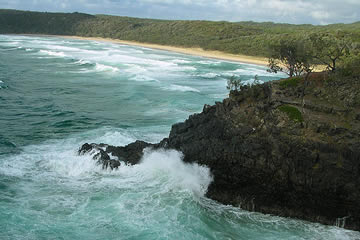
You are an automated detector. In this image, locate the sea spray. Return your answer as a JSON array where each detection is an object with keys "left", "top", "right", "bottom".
[{"left": 137, "top": 148, "right": 213, "bottom": 196}]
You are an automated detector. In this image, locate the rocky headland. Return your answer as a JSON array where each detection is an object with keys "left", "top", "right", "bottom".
[{"left": 79, "top": 72, "right": 360, "bottom": 230}]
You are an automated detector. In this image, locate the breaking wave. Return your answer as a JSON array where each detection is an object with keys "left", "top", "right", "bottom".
[
  {"left": 162, "top": 84, "right": 200, "bottom": 93},
  {"left": 39, "top": 50, "right": 66, "bottom": 58},
  {"left": 94, "top": 63, "right": 120, "bottom": 73}
]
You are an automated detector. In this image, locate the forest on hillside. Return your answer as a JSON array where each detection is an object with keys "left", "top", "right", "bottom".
[{"left": 0, "top": 9, "right": 360, "bottom": 57}]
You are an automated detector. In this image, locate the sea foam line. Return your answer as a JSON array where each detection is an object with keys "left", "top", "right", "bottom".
[
  {"left": 162, "top": 84, "right": 200, "bottom": 93},
  {"left": 197, "top": 73, "right": 220, "bottom": 78},
  {"left": 73, "top": 59, "right": 92, "bottom": 66},
  {"left": 94, "top": 63, "right": 119, "bottom": 72},
  {"left": 39, "top": 50, "right": 66, "bottom": 58}
]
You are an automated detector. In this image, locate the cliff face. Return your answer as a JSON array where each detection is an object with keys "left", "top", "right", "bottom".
[{"left": 80, "top": 73, "right": 360, "bottom": 230}]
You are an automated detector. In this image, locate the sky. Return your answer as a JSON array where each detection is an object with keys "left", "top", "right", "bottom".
[{"left": 1, "top": 0, "right": 359, "bottom": 25}]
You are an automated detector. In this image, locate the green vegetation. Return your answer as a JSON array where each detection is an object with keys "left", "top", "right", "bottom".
[
  {"left": 227, "top": 75, "right": 261, "bottom": 92},
  {"left": 0, "top": 9, "right": 94, "bottom": 35},
  {"left": 310, "top": 33, "right": 355, "bottom": 72},
  {"left": 267, "top": 38, "right": 314, "bottom": 77},
  {"left": 227, "top": 75, "right": 244, "bottom": 91},
  {"left": 1, "top": 9, "right": 360, "bottom": 58},
  {"left": 279, "top": 77, "right": 302, "bottom": 88},
  {"left": 266, "top": 32, "right": 359, "bottom": 90},
  {"left": 278, "top": 105, "right": 303, "bottom": 122}
]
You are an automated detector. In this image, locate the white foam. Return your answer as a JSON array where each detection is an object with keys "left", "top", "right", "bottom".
[
  {"left": 94, "top": 130, "right": 136, "bottom": 146},
  {"left": 25, "top": 48, "right": 33, "bottom": 51},
  {"left": 4, "top": 41, "right": 20, "bottom": 46},
  {"left": 42, "top": 149, "right": 102, "bottom": 177},
  {"left": 162, "top": 84, "right": 200, "bottom": 93},
  {"left": 103, "top": 48, "right": 131, "bottom": 54},
  {"left": 94, "top": 63, "right": 119, "bottom": 73},
  {"left": 198, "top": 60, "right": 221, "bottom": 65},
  {"left": 136, "top": 148, "right": 213, "bottom": 196},
  {"left": 124, "top": 64, "right": 147, "bottom": 73},
  {"left": 102, "top": 55, "right": 181, "bottom": 72},
  {"left": 180, "top": 66, "right": 197, "bottom": 71},
  {"left": 31, "top": 40, "right": 56, "bottom": 45},
  {"left": 131, "top": 75, "right": 158, "bottom": 82},
  {"left": 39, "top": 50, "right": 66, "bottom": 58},
  {"left": 1, "top": 129, "right": 136, "bottom": 179},
  {"left": 73, "top": 59, "right": 92, "bottom": 66},
  {"left": 0, "top": 127, "right": 211, "bottom": 198},
  {"left": 198, "top": 73, "right": 220, "bottom": 78},
  {"left": 124, "top": 64, "right": 157, "bottom": 81},
  {"left": 0, "top": 80, "right": 3, "bottom": 83},
  {"left": 93, "top": 54, "right": 146, "bottom": 66},
  {"left": 171, "top": 59, "right": 191, "bottom": 64},
  {"left": 239, "top": 77, "right": 265, "bottom": 86},
  {"left": 44, "top": 45, "right": 82, "bottom": 52}
]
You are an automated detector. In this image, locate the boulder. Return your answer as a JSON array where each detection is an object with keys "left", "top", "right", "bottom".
[{"left": 78, "top": 143, "right": 121, "bottom": 170}]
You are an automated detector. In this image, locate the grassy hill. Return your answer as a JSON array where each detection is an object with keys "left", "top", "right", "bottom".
[{"left": 1, "top": 9, "right": 359, "bottom": 57}]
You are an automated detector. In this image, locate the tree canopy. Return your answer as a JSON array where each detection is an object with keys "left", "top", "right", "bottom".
[
  {"left": 309, "top": 33, "right": 355, "bottom": 72},
  {"left": 267, "top": 38, "right": 314, "bottom": 77}
]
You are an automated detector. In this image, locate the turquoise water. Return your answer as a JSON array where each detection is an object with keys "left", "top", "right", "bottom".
[{"left": 0, "top": 35, "right": 358, "bottom": 239}]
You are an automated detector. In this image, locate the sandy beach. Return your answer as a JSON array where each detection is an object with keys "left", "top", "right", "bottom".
[{"left": 54, "top": 35, "right": 269, "bottom": 66}]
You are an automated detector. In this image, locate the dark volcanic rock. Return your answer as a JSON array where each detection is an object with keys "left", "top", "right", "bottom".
[
  {"left": 79, "top": 140, "right": 154, "bottom": 168},
  {"left": 78, "top": 73, "right": 360, "bottom": 230},
  {"left": 159, "top": 78, "right": 360, "bottom": 230},
  {"left": 79, "top": 143, "right": 121, "bottom": 170},
  {"left": 79, "top": 143, "right": 93, "bottom": 153},
  {"left": 106, "top": 140, "right": 154, "bottom": 165}
]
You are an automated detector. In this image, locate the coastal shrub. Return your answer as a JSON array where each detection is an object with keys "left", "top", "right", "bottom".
[
  {"left": 279, "top": 76, "right": 302, "bottom": 88},
  {"left": 278, "top": 105, "right": 303, "bottom": 122},
  {"left": 253, "top": 74, "right": 261, "bottom": 85},
  {"left": 338, "top": 53, "right": 360, "bottom": 77},
  {"left": 309, "top": 33, "right": 354, "bottom": 73},
  {"left": 227, "top": 76, "right": 244, "bottom": 91}
]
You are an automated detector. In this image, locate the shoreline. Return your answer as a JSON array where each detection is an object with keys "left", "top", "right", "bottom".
[{"left": 17, "top": 34, "right": 269, "bottom": 66}]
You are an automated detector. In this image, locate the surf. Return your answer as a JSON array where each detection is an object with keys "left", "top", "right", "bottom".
[{"left": 0, "top": 34, "right": 358, "bottom": 240}]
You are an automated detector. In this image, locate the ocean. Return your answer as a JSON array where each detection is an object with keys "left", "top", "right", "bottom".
[{"left": 0, "top": 35, "right": 358, "bottom": 239}]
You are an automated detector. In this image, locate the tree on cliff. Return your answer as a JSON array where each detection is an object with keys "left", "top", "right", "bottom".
[
  {"left": 267, "top": 37, "right": 315, "bottom": 112},
  {"left": 309, "top": 33, "right": 354, "bottom": 73},
  {"left": 267, "top": 38, "right": 313, "bottom": 77}
]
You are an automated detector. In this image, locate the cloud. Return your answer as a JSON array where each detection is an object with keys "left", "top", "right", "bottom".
[{"left": 0, "top": 0, "right": 359, "bottom": 24}]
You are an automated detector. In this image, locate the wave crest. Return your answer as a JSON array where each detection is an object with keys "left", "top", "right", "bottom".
[
  {"left": 94, "top": 63, "right": 120, "bottom": 72},
  {"left": 162, "top": 84, "right": 200, "bottom": 93},
  {"left": 138, "top": 148, "right": 213, "bottom": 196},
  {"left": 39, "top": 50, "right": 66, "bottom": 57}
]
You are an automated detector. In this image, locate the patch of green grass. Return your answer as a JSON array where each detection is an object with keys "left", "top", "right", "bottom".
[
  {"left": 279, "top": 77, "right": 302, "bottom": 88},
  {"left": 278, "top": 105, "right": 303, "bottom": 122}
]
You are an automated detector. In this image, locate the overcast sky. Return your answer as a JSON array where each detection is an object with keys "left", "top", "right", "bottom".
[{"left": 1, "top": 0, "right": 359, "bottom": 25}]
